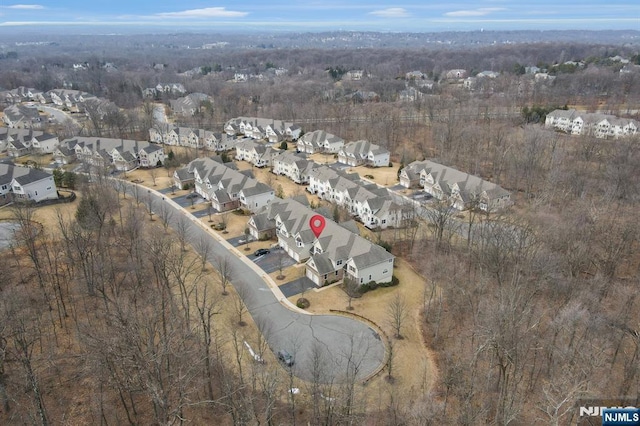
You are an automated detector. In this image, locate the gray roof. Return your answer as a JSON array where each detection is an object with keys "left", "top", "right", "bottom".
[{"left": 0, "top": 163, "right": 53, "bottom": 186}]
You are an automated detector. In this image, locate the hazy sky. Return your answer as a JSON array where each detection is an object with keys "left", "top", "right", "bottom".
[{"left": 0, "top": 1, "right": 638, "bottom": 31}]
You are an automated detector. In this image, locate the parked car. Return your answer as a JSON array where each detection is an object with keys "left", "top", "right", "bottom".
[
  {"left": 277, "top": 350, "right": 294, "bottom": 367},
  {"left": 254, "top": 248, "right": 270, "bottom": 257}
]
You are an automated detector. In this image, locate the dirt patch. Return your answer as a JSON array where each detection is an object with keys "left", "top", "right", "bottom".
[{"left": 348, "top": 164, "right": 400, "bottom": 187}]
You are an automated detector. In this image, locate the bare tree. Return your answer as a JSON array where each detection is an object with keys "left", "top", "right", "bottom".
[
  {"left": 423, "top": 200, "right": 458, "bottom": 250},
  {"left": 343, "top": 276, "right": 360, "bottom": 310},
  {"left": 233, "top": 286, "right": 250, "bottom": 326},
  {"left": 387, "top": 292, "right": 408, "bottom": 339},
  {"left": 213, "top": 254, "right": 234, "bottom": 295},
  {"left": 219, "top": 212, "right": 230, "bottom": 233},
  {"left": 148, "top": 166, "right": 158, "bottom": 186},
  {"left": 157, "top": 199, "right": 174, "bottom": 231},
  {"left": 143, "top": 191, "right": 155, "bottom": 221},
  {"left": 174, "top": 215, "right": 190, "bottom": 252},
  {"left": 194, "top": 235, "right": 213, "bottom": 271}
]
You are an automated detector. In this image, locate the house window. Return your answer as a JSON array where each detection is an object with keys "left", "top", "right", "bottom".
[{"left": 337, "top": 260, "right": 342, "bottom": 266}]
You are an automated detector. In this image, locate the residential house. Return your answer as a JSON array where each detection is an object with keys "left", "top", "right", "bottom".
[
  {"left": 272, "top": 151, "right": 317, "bottom": 184},
  {"left": 235, "top": 139, "right": 276, "bottom": 168},
  {"left": 0, "top": 87, "right": 41, "bottom": 105},
  {"left": 444, "top": 69, "right": 468, "bottom": 80},
  {"left": 52, "top": 146, "right": 76, "bottom": 165},
  {"left": 170, "top": 93, "right": 212, "bottom": 116},
  {"left": 411, "top": 160, "right": 511, "bottom": 211},
  {"left": 296, "top": 130, "right": 344, "bottom": 154},
  {"left": 308, "top": 166, "right": 408, "bottom": 229},
  {"left": 2, "top": 104, "right": 43, "bottom": 129},
  {"left": 224, "top": 117, "right": 303, "bottom": 141},
  {"left": 58, "top": 137, "right": 164, "bottom": 171},
  {"left": 545, "top": 109, "right": 578, "bottom": 133},
  {"left": 546, "top": 109, "right": 639, "bottom": 139},
  {"left": 399, "top": 86, "right": 423, "bottom": 101},
  {"left": 0, "top": 163, "right": 58, "bottom": 205},
  {"left": 31, "top": 133, "right": 59, "bottom": 154},
  {"left": 138, "top": 144, "right": 165, "bottom": 168},
  {"left": 248, "top": 197, "right": 394, "bottom": 286},
  {"left": 337, "top": 140, "right": 390, "bottom": 167},
  {"left": 178, "top": 156, "right": 274, "bottom": 213}
]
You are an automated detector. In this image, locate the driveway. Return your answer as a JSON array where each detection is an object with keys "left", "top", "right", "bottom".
[
  {"left": 279, "top": 277, "right": 317, "bottom": 298},
  {"left": 249, "top": 248, "right": 297, "bottom": 274},
  {"left": 123, "top": 181, "right": 385, "bottom": 383},
  {"left": 171, "top": 192, "right": 207, "bottom": 208}
]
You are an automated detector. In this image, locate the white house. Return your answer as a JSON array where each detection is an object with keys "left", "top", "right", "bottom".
[
  {"left": 180, "top": 156, "right": 274, "bottom": 213},
  {"left": 546, "top": 109, "right": 639, "bottom": 139},
  {"left": 139, "top": 144, "right": 165, "bottom": 168},
  {"left": 338, "top": 140, "right": 390, "bottom": 167},
  {"left": 413, "top": 160, "right": 511, "bottom": 211},
  {"left": 31, "top": 133, "right": 59, "bottom": 154},
  {"left": 247, "top": 197, "right": 394, "bottom": 286},
  {"left": 297, "top": 130, "right": 344, "bottom": 154},
  {"left": 1, "top": 164, "right": 58, "bottom": 204},
  {"left": 271, "top": 151, "right": 317, "bottom": 184}
]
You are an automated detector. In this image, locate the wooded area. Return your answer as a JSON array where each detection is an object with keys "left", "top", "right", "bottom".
[{"left": 1, "top": 32, "right": 639, "bottom": 424}]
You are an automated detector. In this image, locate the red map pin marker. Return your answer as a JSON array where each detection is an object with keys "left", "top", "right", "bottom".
[{"left": 309, "top": 214, "right": 326, "bottom": 238}]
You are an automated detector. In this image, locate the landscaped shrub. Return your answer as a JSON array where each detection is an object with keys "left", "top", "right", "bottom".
[
  {"left": 358, "top": 275, "right": 399, "bottom": 294},
  {"left": 296, "top": 298, "right": 310, "bottom": 309}
]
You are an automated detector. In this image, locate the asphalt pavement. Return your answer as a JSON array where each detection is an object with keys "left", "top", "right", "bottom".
[{"left": 122, "top": 181, "right": 385, "bottom": 383}]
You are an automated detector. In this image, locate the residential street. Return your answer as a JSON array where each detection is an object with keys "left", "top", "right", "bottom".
[{"left": 123, "top": 181, "right": 386, "bottom": 383}]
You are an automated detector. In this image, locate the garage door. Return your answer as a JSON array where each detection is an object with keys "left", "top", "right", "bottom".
[{"left": 306, "top": 269, "right": 319, "bottom": 285}]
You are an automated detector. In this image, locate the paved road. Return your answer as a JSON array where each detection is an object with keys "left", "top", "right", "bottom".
[{"left": 122, "top": 181, "right": 385, "bottom": 383}]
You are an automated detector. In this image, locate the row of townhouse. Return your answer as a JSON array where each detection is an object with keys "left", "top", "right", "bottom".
[
  {"left": 149, "top": 124, "right": 239, "bottom": 151},
  {"left": 400, "top": 160, "right": 511, "bottom": 211},
  {"left": 248, "top": 197, "right": 394, "bottom": 287},
  {"left": 235, "top": 139, "right": 277, "bottom": 168},
  {"left": 545, "top": 109, "right": 639, "bottom": 139},
  {"left": 2, "top": 104, "right": 44, "bottom": 129},
  {"left": 307, "top": 165, "right": 411, "bottom": 229},
  {"left": 1, "top": 87, "right": 101, "bottom": 111},
  {"left": 0, "top": 162, "right": 58, "bottom": 205},
  {"left": 174, "top": 156, "right": 274, "bottom": 213},
  {"left": 337, "top": 140, "right": 390, "bottom": 167},
  {"left": 224, "top": 117, "right": 302, "bottom": 143},
  {"left": 169, "top": 93, "right": 213, "bottom": 116},
  {"left": 142, "top": 83, "right": 186, "bottom": 98},
  {"left": 296, "top": 130, "right": 345, "bottom": 154},
  {"left": 54, "top": 137, "right": 165, "bottom": 171},
  {"left": 271, "top": 151, "right": 317, "bottom": 184},
  {"left": 0, "top": 128, "right": 59, "bottom": 156}
]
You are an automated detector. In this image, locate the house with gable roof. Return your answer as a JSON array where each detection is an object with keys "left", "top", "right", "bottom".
[
  {"left": 296, "top": 130, "right": 344, "bottom": 154},
  {"left": 247, "top": 197, "right": 394, "bottom": 286},
  {"left": 271, "top": 151, "right": 317, "bottom": 184},
  {"left": 57, "top": 137, "right": 164, "bottom": 171},
  {"left": 407, "top": 160, "right": 511, "bottom": 211},
  {"left": 545, "top": 109, "right": 639, "bottom": 139},
  {"left": 178, "top": 156, "right": 274, "bottom": 213},
  {"left": 0, "top": 163, "right": 58, "bottom": 205},
  {"left": 235, "top": 139, "right": 276, "bottom": 168},
  {"left": 338, "top": 140, "right": 390, "bottom": 167},
  {"left": 307, "top": 165, "right": 409, "bottom": 229},
  {"left": 224, "top": 117, "right": 303, "bottom": 142}
]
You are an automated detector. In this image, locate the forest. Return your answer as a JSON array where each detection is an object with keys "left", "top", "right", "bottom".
[{"left": 0, "top": 31, "right": 639, "bottom": 424}]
